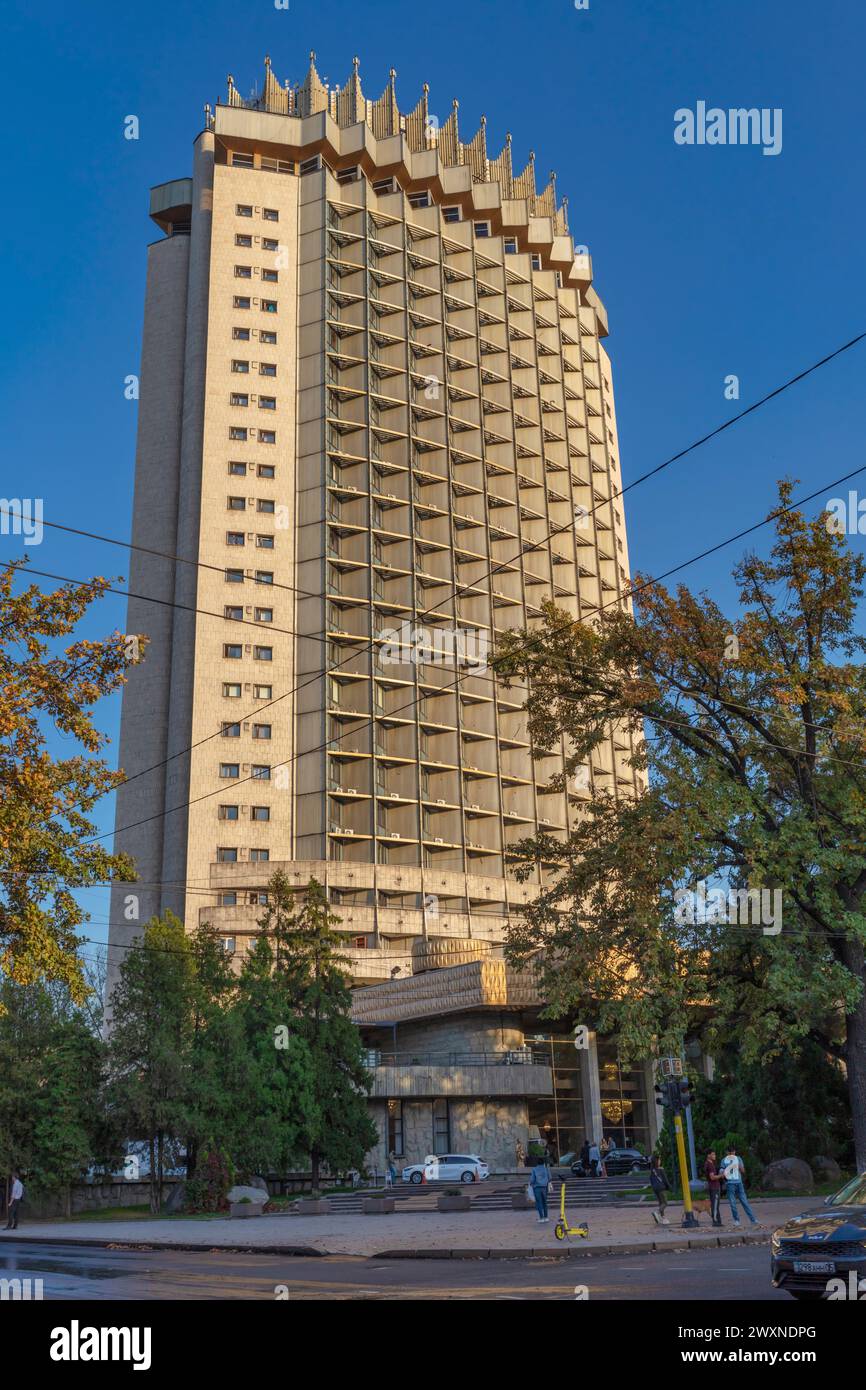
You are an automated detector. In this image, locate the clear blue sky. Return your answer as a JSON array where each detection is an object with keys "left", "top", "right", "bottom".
[{"left": 2, "top": 0, "right": 864, "bottom": 953}]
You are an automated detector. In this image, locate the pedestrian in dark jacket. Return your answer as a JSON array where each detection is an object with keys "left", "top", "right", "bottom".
[
  {"left": 703, "top": 1150, "right": 723, "bottom": 1227},
  {"left": 649, "top": 1155, "right": 670, "bottom": 1224}
]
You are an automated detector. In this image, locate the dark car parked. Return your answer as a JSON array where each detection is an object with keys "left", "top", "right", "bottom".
[
  {"left": 772, "top": 1172, "right": 866, "bottom": 1299},
  {"left": 571, "top": 1147, "right": 651, "bottom": 1177}
]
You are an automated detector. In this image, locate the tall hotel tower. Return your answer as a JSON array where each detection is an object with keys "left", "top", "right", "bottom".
[{"left": 109, "top": 55, "right": 649, "bottom": 1163}]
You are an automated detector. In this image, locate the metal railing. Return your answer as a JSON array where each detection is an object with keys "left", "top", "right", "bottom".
[{"left": 365, "top": 1049, "right": 547, "bottom": 1068}]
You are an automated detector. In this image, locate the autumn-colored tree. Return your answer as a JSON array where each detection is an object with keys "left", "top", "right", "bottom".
[
  {"left": 494, "top": 482, "right": 866, "bottom": 1167},
  {"left": 0, "top": 559, "right": 141, "bottom": 1000}
]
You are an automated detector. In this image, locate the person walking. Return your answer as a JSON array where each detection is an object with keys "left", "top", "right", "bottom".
[
  {"left": 4, "top": 1172, "right": 23, "bottom": 1230},
  {"left": 720, "top": 1146, "right": 758, "bottom": 1226},
  {"left": 387, "top": 1150, "right": 397, "bottom": 1187},
  {"left": 703, "top": 1149, "right": 723, "bottom": 1227},
  {"left": 529, "top": 1156, "right": 552, "bottom": 1223},
  {"left": 649, "top": 1155, "right": 670, "bottom": 1224},
  {"left": 579, "top": 1139, "right": 590, "bottom": 1177}
]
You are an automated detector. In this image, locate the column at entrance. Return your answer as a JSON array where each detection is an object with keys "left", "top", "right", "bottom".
[{"left": 579, "top": 1029, "right": 604, "bottom": 1144}]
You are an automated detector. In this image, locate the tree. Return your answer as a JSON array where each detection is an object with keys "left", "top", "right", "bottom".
[
  {"left": 258, "top": 874, "right": 376, "bottom": 1191},
  {"left": 0, "top": 978, "right": 119, "bottom": 1215},
  {"left": 0, "top": 560, "right": 142, "bottom": 1000},
  {"left": 107, "top": 912, "right": 192, "bottom": 1213},
  {"left": 494, "top": 482, "right": 866, "bottom": 1165}
]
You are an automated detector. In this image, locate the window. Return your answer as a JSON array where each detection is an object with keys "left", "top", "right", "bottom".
[
  {"left": 261, "top": 268, "right": 278, "bottom": 283},
  {"left": 230, "top": 393, "right": 249, "bottom": 407},
  {"left": 251, "top": 806, "right": 270, "bottom": 822},
  {"left": 262, "top": 208, "right": 279, "bottom": 222},
  {"left": 257, "top": 498, "right": 275, "bottom": 513},
  {"left": 219, "top": 805, "right": 239, "bottom": 820},
  {"left": 259, "top": 396, "right": 276, "bottom": 410},
  {"left": 228, "top": 461, "right": 247, "bottom": 476},
  {"left": 504, "top": 237, "right": 518, "bottom": 254},
  {"left": 229, "top": 427, "right": 248, "bottom": 441},
  {"left": 223, "top": 644, "right": 242, "bottom": 659},
  {"left": 260, "top": 329, "right": 277, "bottom": 345},
  {"left": 232, "top": 153, "right": 254, "bottom": 169},
  {"left": 235, "top": 233, "right": 253, "bottom": 247},
  {"left": 227, "top": 496, "right": 246, "bottom": 510},
  {"left": 224, "top": 605, "right": 243, "bottom": 620},
  {"left": 226, "top": 531, "right": 245, "bottom": 546},
  {"left": 262, "top": 237, "right": 279, "bottom": 251},
  {"left": 531, "top": 253, "right": 542, "bottom": 271},
  {"left": 336, "top": 166, "right": 359, "bottom": 184},
  {"left": 433, "top": 1098, "right": 451, "bottom": 1155},
  {"left": 373, "top": 176, "right": 395, "bottom": 194},
  {"left": 387, "top": 1099, "right": 403, "bottom": 1157},
  {"left": 251, "top": 763, "right": 271, "bottom": 779},
  {"left": 253, "top": 723, "right": 272, "bottom": 739},
  {"left": 223, "top": 682, "right": 242, "bottom": 698},
  {"left": 248, "top": 892, "right": 268, "bottom": 906},
  {"left": 256, "top": 534, "right": 274, "bottom": 549},
  {"left": 474, "top": 221, "right": 491, "bottom": 238},
  {"left": 234, "top": 264, "right": 252, "bottom": 279},
  {"left": 299, "top": 155, "right": 321, "bottom": 174},
  {"left": 221, "top": 722, "right": 241, "bottom": 738},
  {"left": 443, "top": 206, "right": 461, "bottom": 224},
  {"left": 221, "top": 933, "right": 237, "bottom": 950},
  {"left": 254, "top": 607, "right": 273, "bottom": 623},
  {"left": 250, "top": 848, "right": 270, "bottom": 862},
  {"left": 255, "top": 570, "right": 274, "bottom": 585},
  {"left": 257, "top": 464, "right": 275, "bottom": 479},
  {"left": 225, "top": 568, "right": 244, "bottom": 583},
  {"left": 259, "top": 362, "right": 277, "bottom": 377},
  {"left": 261, "top": 300, "right": 278, "bottom": 313},
  {"left": 236, "top": 203, "right": 253, "bottom": 217},
  {"left": 259, "top": 430, "right": 276, "bottom": 444},
  {"left": 233, "top": 296, "right": 251, "bottom": 309},
  {"left": 253, "top": 684, "right": 272, "bottom": 699},
  {"left": 233, "top": 326, "right": 251, "bottom": 340},
  {"left": 219, "top": 893, "right": 237, "bottom": 907},
  {"left": 232, "top": 359, "right": 250, "bottom": 373},
  {"left": 220, "top": 763, "right": 240, "bottom": 778},
  {"left": 409, "top": 191, "right": 430, "bottom": 209},
  {"left": 254, "top": 646, "right": 273, "bottom": 661},
  {"left": 217, "top": 847, "right": 238, "bottom": 862}
]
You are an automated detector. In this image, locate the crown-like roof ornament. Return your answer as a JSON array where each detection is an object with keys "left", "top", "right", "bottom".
[{"left": 222, "top": 56, "right": 570, "bottom": 225}]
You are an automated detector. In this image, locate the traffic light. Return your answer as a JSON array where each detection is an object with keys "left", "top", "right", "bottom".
[
  {"left": 678, "top": 1076, "right": 693, "bottom": 1110},
  {"left": 654, "top": 1078, "right": 680, "bottom": 1110}
]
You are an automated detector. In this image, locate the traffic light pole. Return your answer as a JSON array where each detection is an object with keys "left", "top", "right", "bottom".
[{"left": 674, "top": 1113, "right": 700, "bottom": 1228}]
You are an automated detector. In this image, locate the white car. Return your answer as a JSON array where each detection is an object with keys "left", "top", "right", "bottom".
[{"left": 401, "top": 1153, "right": 489, "bottom": 1184}]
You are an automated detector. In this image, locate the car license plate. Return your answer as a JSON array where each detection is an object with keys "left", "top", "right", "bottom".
[{"left": 792, "top": 1259, "right": 835, "bottom": 1274}]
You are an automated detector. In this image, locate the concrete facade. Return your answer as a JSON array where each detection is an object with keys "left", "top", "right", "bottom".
[{"left": 109, "top": 54, "right": 651, "bottom": 1170}]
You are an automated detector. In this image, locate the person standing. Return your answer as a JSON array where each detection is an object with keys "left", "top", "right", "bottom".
[
  {"left": 387, "top": 1150, "right": 397, "bottom": 1187},
  {"left": 529, "top": 1156, "right": 552, "bottom": 1223},
  {"left": 4, "top": 1172, "right": 23, "bottom": 1230},
  {"left": 703, "top": 1149, "right": 723, "bottom": 1227},
  {"left": 588, "top": 1139, "right": 601, "bottom": 1178},
  {"left": 720, "top": 1146, "right": 758, "bottom": 1226},
  {"left": 649, "top": 1155, "right": 670, "bottom": 1224},
  {"left": 579, "top": 1139, "right": 590, "bottom": 1176}
]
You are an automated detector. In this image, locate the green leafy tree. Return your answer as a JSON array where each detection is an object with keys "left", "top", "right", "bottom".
[
  {"left": 259, "top": 874, "right": 376, "bottom": 1192},
  {"left": 494, "top": 483, "right": 866, "bottom": 1165},
  {"left": 0, "top": 560, "right": 142, "bottom": 1000},
  {"left": 107, "top": 912, "right": 193, "bottom": 1212}
]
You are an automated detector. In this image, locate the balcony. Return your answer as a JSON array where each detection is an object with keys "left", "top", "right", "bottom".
[{"left": 363, "top": 1049, "right": 553, "bottom": 1098}]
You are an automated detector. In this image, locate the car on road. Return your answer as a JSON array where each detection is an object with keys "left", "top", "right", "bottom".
[
  {"left": 401, "top": 1154, "right": 489, "bottom": 1184},
  {"left": 771, "top": 1171, "right": 866, "bottom": 1299},
  {"left": 571, "top": 1147, "right": 651, "bottom": 1177}
]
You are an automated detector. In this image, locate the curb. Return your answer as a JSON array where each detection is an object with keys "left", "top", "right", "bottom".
[
  {"left": 373, "top": 1231, "right": 770, "bottom": 1261},
  {"left": 1, "top": 1235, "right": 323, "bottom": 1258}
]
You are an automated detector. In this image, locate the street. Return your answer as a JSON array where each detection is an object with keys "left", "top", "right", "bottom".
[{"left": 0, "top": 1239, "right": 791, "bottom": 1300}]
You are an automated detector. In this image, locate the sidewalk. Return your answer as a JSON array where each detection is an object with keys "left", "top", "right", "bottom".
[{"left": 2, "top": 1196, "right": 807, "bottom": 1260}]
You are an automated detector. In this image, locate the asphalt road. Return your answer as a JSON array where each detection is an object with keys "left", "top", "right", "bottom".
[{"left": 0, "top": 1239, "right": 792, "bottom": 1301}]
